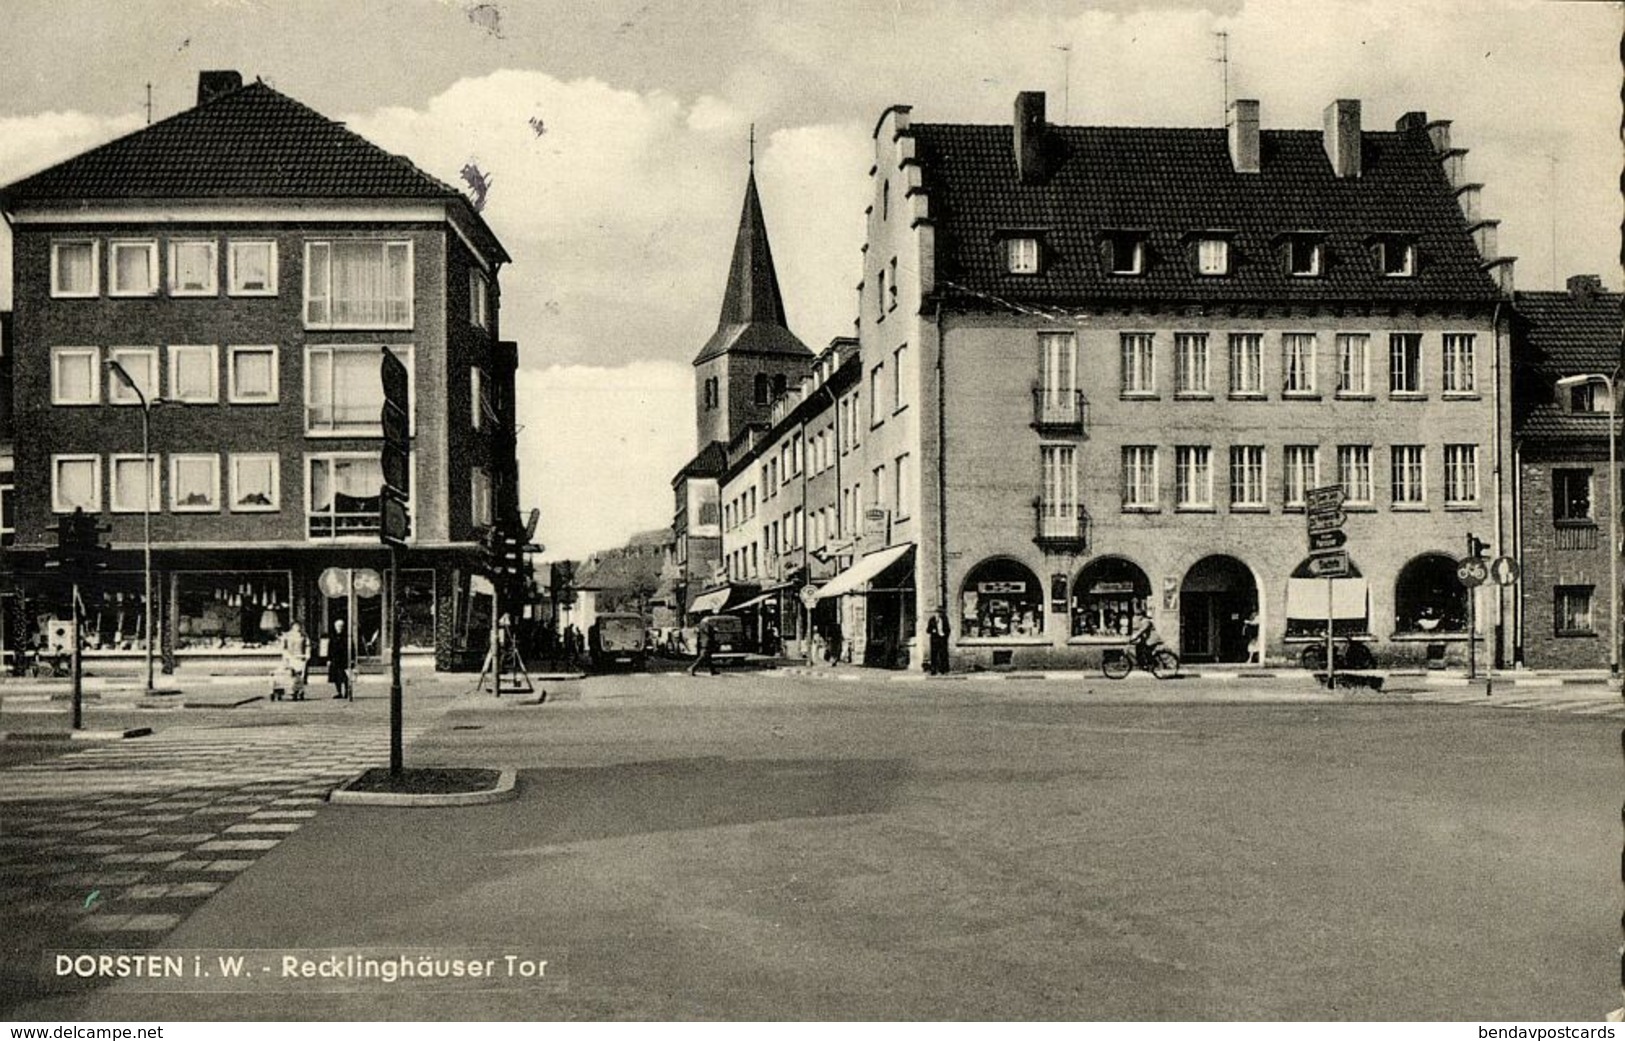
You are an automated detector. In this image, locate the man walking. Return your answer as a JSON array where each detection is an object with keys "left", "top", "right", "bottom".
[{"left": 688, "top": 622, "right": 718, "bottom": 677}]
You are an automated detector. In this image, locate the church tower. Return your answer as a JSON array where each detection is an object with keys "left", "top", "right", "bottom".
[{"left": 692, "top": 152, "right": 813, "bottom": 449}]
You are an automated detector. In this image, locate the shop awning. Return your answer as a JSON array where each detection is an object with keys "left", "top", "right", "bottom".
[
  {"left": 733, "top": 592, "right": 777, "bottom": 611},
  {"left": 815, "top": 544, "right": 915, "bottom": 600},
  {"left": 689, "top": 587, "right": 733, "bottom": 615},
  {"left": 1285, "top": 577, "right": 1369, "bottom": 620}
]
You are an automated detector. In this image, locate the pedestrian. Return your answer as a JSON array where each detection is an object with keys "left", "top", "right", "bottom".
[
  {"left": 764, "top": 621, "right": 780, "bottom": 658},
  {"left": 926, "top": 609, "right": 950, "bottom": 675},
  {"left": 327, "top": 618, "right": 353, "bottom": 700},
  {"left": 688, "top": 622, "right": 717, "bottom": 676},
  {"left": 280, "top": 621, "right": 310, "bottom": 701},
  {"left": 1243, "top": 608, "right": 1260, "bottom": 665}
]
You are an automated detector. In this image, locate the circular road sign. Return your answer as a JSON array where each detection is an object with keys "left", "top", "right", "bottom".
[
  {"left": 800, "top": 584, "right": 821, "bottom": 610},
  {"left": 352, "top": 569, "right": 384, "bottom": 600},
  {"left": 317, "top": 567, "right": 349, "bottom": 598},
  {"left": 1488, "top": 556, "right": 1520, "bottom": 587},
  {"left": 1456, "top": 557, "right": 1489, "bottom": 588}
]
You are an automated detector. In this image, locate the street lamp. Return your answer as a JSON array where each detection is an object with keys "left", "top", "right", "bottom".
[
  {"left": 105, "top": 359, "right": 155, "bottom": 694},
  {"left": 1555, "top": 372, "right": 1620, "bottom": 690}
]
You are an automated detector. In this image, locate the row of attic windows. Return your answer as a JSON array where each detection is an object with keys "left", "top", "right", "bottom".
[{"left": 1001, "top": 232, "right": 1417, "bottom": 280}]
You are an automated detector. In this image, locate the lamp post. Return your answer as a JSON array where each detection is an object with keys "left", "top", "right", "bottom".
[
  {"left": 1556, "top": 372, "right": 1619, "bottom": 690},
  {"left": 105, "top": 360, "right": 155, "bottom": 694}
]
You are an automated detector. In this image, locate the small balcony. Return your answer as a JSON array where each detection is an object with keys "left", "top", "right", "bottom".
[
  {"left": 1034, "top": 501, "right": 1089, "bottom": 551},
  {"left": 1032, "top": 388, "right": 1089, "bottom": 434}
]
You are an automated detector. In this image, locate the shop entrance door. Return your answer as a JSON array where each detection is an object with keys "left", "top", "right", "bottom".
[
  {"left": 1179, "top": 555, "right": 1257, "bottom": 664},
  {"left": 320, "top": 568, "right": 386, "bottom": 665}
]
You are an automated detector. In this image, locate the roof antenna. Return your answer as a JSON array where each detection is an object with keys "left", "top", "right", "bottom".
[
  {"left": 145, "top": 83, "right": 152, "bottom": 126},
  {"left": 1212, "top": 31, "right": 1230, "bottom": 125}
]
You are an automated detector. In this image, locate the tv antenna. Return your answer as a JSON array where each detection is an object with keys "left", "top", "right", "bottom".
[
  {"left": 145, "top": 83, "right": 152, "bottom": 126},
  {"left": 1212, "top": 31, "right": 1230, "bottom": 123}
]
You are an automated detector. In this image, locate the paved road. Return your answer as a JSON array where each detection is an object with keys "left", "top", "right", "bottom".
[{"left": 3, "top": 670, "right": 1618, "bottom": 1021}]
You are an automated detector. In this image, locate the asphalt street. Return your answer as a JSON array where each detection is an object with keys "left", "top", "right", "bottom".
[{"left": 2, "top": 668, "right": 1618, "bottom": 1021}]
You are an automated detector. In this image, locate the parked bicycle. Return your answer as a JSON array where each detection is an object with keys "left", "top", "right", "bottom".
[
  {"left": 1297, "top": 638, "right": 1375, "bottom": 671},
  {"left": 1102, "top": 644, "right": 1181, "bottom": 680}
]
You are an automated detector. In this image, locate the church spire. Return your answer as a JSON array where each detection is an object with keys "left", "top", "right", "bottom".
[{"left": 714, "top": 166, "right": 789, "bottom": 330}]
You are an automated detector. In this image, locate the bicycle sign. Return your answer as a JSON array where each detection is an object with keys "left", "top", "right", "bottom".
[{"left": 1456, "top": 557, "right": 1489, "bottom": 587}]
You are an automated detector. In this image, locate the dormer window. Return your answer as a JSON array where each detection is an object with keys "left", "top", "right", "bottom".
[
  {"left": 1105, "top": 233, "right": 1145, "bottom": 276},
  {"left": 1570, "top": 382, "right": 1607, "bottom": 413},
  {"left": 1374, "top": 236, "right": 1416, "bottom": 277},
  {"left": 1006, "top": 237, "right": 1040, "bottom": 274},
  {"left": 1196, "top": 238, "right": 1230, "bottom": 276},
  {"left": 1284, "top": 235, "right": 1323, "bottom": 277}
]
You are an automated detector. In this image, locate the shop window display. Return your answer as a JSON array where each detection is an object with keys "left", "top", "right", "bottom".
[
  {"left": 1070, "top": 558, "right": 1152, "bottom": 637},
  {"left": 960, "top": 559, "right": 1044, "bottom": 638},
  {"left": 175, "top": 572, "right": 292, "bottom": 650}
]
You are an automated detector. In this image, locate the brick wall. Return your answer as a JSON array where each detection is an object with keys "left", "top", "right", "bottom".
[{"left": 1517, "top": 453, "right": 1618, "bottom": 668}]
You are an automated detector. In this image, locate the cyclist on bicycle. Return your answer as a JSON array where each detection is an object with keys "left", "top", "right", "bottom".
[{"left": 1127, "top": 611, "right": 1164, "bottom": 669}]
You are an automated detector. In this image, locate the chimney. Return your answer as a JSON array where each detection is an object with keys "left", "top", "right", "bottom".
[
  {"left": 1014, "top": 91, "right": 1047, "bottom": 185},
  {"left": 1567, "top": 274, "right": 1603, "bottom": 303},
  {"left": 1323, "top": 99, "right": 1361, "bottom": 178},
  {"left": 197, "top": 70, "right": 243, "bottom": 107},
  {"left": 1227, "top": 99, "right": 1260, "bottom": 174}
]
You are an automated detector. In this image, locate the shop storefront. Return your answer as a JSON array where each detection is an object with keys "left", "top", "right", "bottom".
[
  {"left": 960, "top": 558, "right": 1045, "bottom": 639},
  {"left": 1070, "top": 557, "right": 1152, "bottom": 638}
]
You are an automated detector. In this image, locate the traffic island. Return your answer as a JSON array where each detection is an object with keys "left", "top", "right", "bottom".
[
  {"left": 328, "top": 766, "right": 517, "bottom": 807},
  {"left": 0, "top": 726, "right": 153, "bottom": 742}
]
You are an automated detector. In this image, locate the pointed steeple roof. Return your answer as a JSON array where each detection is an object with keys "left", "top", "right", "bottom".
[{"left": 693, "top": 168, "right": 812, "bottom": 365}]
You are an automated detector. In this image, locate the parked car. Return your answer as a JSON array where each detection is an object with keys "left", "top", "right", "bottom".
[
  {"left": 696, "top": 614, "right": 746, "bottom": 662},
  {"left": 589, "top": 613, "right": 648, "bottom": 670}
]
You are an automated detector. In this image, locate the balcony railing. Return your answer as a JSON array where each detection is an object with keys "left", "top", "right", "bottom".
[
  {"left": 1032, "top": 388, "right": 1089, "bottom": 433},
  {"left": 1034, "top": 501, "right": 1089, "bottom": 550}
]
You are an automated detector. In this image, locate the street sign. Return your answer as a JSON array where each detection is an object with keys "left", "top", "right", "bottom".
[
  {"left": 1456, "top": 557, "right": 1489, "bottom": 587},
  {"left": 1305, "top": 551, "right": 1350, "bottom": 578},
  {"left": 1308, "top": 530, "right": 1348, "bottom": 552},
  {"left": 1488, "top": 556, "right": 1520, "bottom": 587},
  {"left": 1306, "top": 486, "right": 1346, "bottom": 510},
  {"left": 318, "top": 567, "right": 349, "bottom": 598},
  {"left": 1306, "top": 509, "right": 1346, "bottom": 534},
  {"left": 800, "top": 584, "right": 820, "bottom": 610}
]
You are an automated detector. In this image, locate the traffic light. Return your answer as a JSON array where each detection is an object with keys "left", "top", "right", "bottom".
[
  {"left": 45, "top": 508, "right": 111, "bottom": 577},
  {"left": 1466, "top": 533, "right": 1489, "bottom": 559},
  {"left": 379, "top": 346, "right": 411, "bottom": 548}
]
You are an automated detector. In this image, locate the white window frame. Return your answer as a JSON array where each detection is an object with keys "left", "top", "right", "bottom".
[
  {"left": 303, "top": 240, "right": 415, "bottom": 330},
  {"left": 1228, "top": 333, "right": 1263, "bottom": 396},
  {"left": 169, "top": 454, "right": 221, "bottom": 512},
  {"left": 1040, "top": 443, "right": 1078, "bottom": 534},
  {"left": 1197, "top": 238, "right": 1230, "bottom": 276},
  {"left": 52, "top": 454, "right": 102, "bottom": 513},
  {"left": 869, "top": 364, "right": 885, "bottom": 427},
  {"left": 167, "top": 239, "right": 219, "bottom": 296},
  {"left": 109, "top": 453, "right": 160, "bottom": 514},
  {"left": 1282, "top": 333, "right": 1317, "bottom": 395},
  {"left": 305, "top": 451, "right": 399, "bottom": 541},
  {"left": 106, "top": 347, "right": 160, "bottom": 406},
  {"left": 1338, "top": 445, "right": 1374, "bottom": 505},
  {"left": 1121, "top": 333, "right": 1156, "bottom": 395},
  {"left": 227, "top": 240, "right": 279, "bottom": 296},
  {"left": 1229, "top": 445, "right": 1266, "bottom": 509},
  {"left": 1556, "top": 587, "right": 1595, "bottom": 634},
  {"left": 1122, "top": 445, "right": 1158, "bottom": 510},
  {"left": 893, "top": 344, "right": 908, "bottom": 412},
  {"left": 895, "top": 452, "right": 911, "bottom": 519},
  {"left": 227, "top": 345, "right": 279, "bottom": 404},
  {"left": 1444, "top": 444, "right": 1479, "bottom": 506},
  {"left": 229, "top": 453, "right": 281, "bottom": 513},
  {"left": 472, "top": 468, "right": 494, "bottom": 528},
  {"left": 51, "top": 239, "right": 100, "bottom": 298},
  {"left": 168, "top": 344, "right": 219, "bottom": 404},
  {"left": 1107, "top": 235, "right": 1144, "bottom": 275},
  {"left": 1442, "top": 334, "right": 1476, "bottom": 394},
  {"left": 108, "top": 240, "right": 160, "bottom": 297},
  {"left": 470, "top": 269, "right": 490, "bottom": 329},
  {"left": 1336, "top": 334, "right": 1370, "bottom": 396},
  {"left": 304, "top": 344, "right": 414, "bottom": 437},
  {"left": 1175, "top": 445, "right": 1213, "bottom": 509},
  {"left": 1379, "top": 239, "right": 1416, "bottom": 277},
  {"left": 1175, "top": 333, "right": 1210, "bottom": 395},
  {"left": 51, "top": 346, "right": 101, "bottom": 406},
  {"left": 1283, "top": 445, "right": 1319, "bottom": 508},
  {"left": 1006, "top": 237, "right": 1040, "bottom": 274},
  {"left": 1287, "top": 237, "right": 1322, "bottom": 277},
  {"left": 1390, "top": 333, "right": 1423, "bottom": 395},
  {"left": 1391, "top": 445, "right": 1426, "bottom": 506}
]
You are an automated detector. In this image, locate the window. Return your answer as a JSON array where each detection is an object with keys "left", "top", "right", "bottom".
[
  {"left": 168, "top": 240, "right": 218, "bottom": 296},
  {"left": 168, "top": 345, "right": 219, "bottom": 403},
  {"left": 51, "top": 347, "right": 100, "bottom": 405},
  {"left": 306, "top": 345, "right": 411, "bottom": 435},
  {"left": 876, "top": 266, "right": 886, "bottom": 317},
  {"left": 471, "top": 367, "right": 485, "bottom": 430},
  {"left": 170, "top": 454, "right": 220, "bottom": 511},
  {"left": 1175, "top": 333, "right": 1209, "bottom": 395},
  {"left": 308, "top": 453, "right": 385, "bottom": 538},
  {"left": 850, "top": 389, "right": 861, "bottom": 448},
  {"left": 1553, "top": 469, "right": 1593, "bottom": 523},
  {"left": 888, "top": 257, "right": 898, "bottom": 311},
  {"left": 893, "top": 344, "right": 908, "bottom": 411},
  {"left": 51, "top": 240, "right": 99, "bottom": 297},
  {"left": 1282, "top": 334, "right": 1317, "bottom": 395},
  {"left": 1377, "top": 238, "right": 1415, "bottom": 277},
  {"left": 472, "top": 469, "right": 493, "bottom": 527},
  {"left": 1197, "top": 238, "right": 1230, "bottom": 276},
  {"left": 1175, "top": 445, "right": 1213, "bottom": 508},
  {"left": 1283, "top": 445, "right": 1319, "bottom": 507},
  {"left": 1555, "top": 586, "right": 1595, "bottom": 634},
  {"left": 1286, "top": 236, "right": 1322, "bottom": 276},
  {"left": 1040, "top": 444, "right": 1078, "bottom": 536},
  {"left": 869, "top": 364, "right": 884, "bottom": 426},
  {"left": 1391, "top": 445, "right": 1426, "bottom": 505},
  {"left": 1038, "top": 331, "right": 1078, "bottom": 422},
  {"left": 52, "top": 455, "right": 101, "bottom": 513},
  {"left": 1106, "top": 234, "right": 1144, "bottom": 275},
  {"left": 227, "top": 346, "right": 278, "bottom": 404},
  {"left": 1228, "top": 334, "right": 1263, "bottom": 395},
  {"left": 1338, "top": 445, "right": 1373, "bottom": 505},
  {"left": 1570, "top": 382, "right": 1608, "bottom": 413},
  {"left": 110, "top": 454, "right": 160, "bottom": 513},
  {"left": 1442, "top": 334, "right": 1475, "bottom": 394},
  {"left": 1006, "top": 237, "right": 1040, "bottom": 274},
  {"left": 1336, "top": 334, "right": 1370, "bottom": 395},
  {"left": 1390, "top": 333, "right": 1422, "bottom": 394},
  {"left": 304, "top": 240, "right": 413, "bottom": 329},
  {"left": 1444, "top": 444, "right": 1478, "bottom": 506},
  {"left": 1121, "top": 333, "right": 1155, "bottom": 395},
  {"left": 1122, "top": 446, "right": 1158, "bottom": 509},
  {"left": 872, "top": 464, "right": 887, "bottom": 509},
  {"left": 961, "top": 558, "right": 1045, "bottom": 637},
  {"left": 109, "top": 240, "right": 159, "bottom": 296},
  {"left": 227, "top": 240, "right": 278, "bottom": 295},
  {"left": 895, "top": 453, "right": 911, "bottom": 519},
  {"left": 230, "top": 453, "right": 279, "bottom": 511},
  {"left": 1229, "top": 446, "right": 1265, "bottom": 508},
  {"left": 469, "top": 269, "right": 489, "bottom": 329},
  {"left": 773, "top": 374, "right": 787, "bottom": 398},
  {"left": 106, "top": 347, "right": 159, "bottom": 405}
]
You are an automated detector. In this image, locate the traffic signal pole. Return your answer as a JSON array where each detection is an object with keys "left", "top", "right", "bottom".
[
  {"left": 71, "top": 581, "right": 82, "bottom": 731},
  {"left": 389, "top": 546, "right": 403, "bottom": 778}
]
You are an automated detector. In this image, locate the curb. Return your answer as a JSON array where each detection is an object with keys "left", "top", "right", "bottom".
[
  {"left": 327, "top": 767, "right": 518, "bottom": 807},
  {"left": 180, "top": 695, "right": 265, "bottom": 709},
  {"left": 0, "top": 727, "right": 153, "bottom": 742}
]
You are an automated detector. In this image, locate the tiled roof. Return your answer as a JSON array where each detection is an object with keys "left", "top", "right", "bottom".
[
  {"left": 674, "top": 441, "right": 730, "bottom": 483},
  {"left": 693, "top": 170, "right": 812, "bottom": 365},
  {"left": 910, "top": 122, "right": 1501, "bottom": 306},
  {"left": 1512, "top": 289, "right": 1622, "bottom": 441}
]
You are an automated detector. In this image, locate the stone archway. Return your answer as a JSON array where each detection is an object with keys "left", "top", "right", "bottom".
[{"left": 1179, "top": 555, "right": 1258, "bottom": 663}]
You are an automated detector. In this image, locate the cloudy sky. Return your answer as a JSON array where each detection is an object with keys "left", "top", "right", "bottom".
[{"left": 0, "top": 0, "right": 1618, "bottom": 559}]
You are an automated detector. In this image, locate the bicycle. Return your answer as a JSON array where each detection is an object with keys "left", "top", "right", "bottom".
[
  {"left": 1102, "top": 643, "right": 1181, "bottom": 680},
  {"left": 1297, "top": 638, "right": 1375, "bottom": 671}
]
